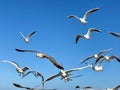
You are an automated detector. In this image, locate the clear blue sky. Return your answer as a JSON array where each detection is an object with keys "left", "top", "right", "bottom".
[{"left": 0, "top": 0, "right": 120, "bottom": 90}]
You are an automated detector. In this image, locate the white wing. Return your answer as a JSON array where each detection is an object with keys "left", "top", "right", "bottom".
[
  {"left": 1, "top": 60, "right": 20, "bottom": 69},
  {"left": 83, "top": 8, "right": 100, "bottom": 20},
  {"left": 19, "top": 32, "right": 26, "bottom": 39},
  {"left": 65, "top": 65, "right": 90, "bottom": 73},
  {"left": 67, "top": 15, "right": 80, "bottom": 20},
  {"left": 86, "top": 28, "right": 101, "bottom": 36}
]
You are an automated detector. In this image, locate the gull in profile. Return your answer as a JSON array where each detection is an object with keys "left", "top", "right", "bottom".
[
  {"left": 1, "top": 60, "right": 29, "bottom": 76},
  {"left": 109, "top": 32, "right": 120, "bottom": 38},
  {"left": 23, "top": 71, "right": 44, "bottom": 88},
  {"left": 44, "top": 65, "right": 91, "bottom": 83},
  {"left": 106, "top": 84, "right": 120, "bottom": 90},
  {"left": 76, "top": 28, "right": 101, "bottom": 44},
  {"left": 19, "top": 31, "right": 36, "bottom": 43},
  {"left": 13, "top": 83, "right": 57, "bottom": 90},
  {"left": 67, "top": 8, "right": 100, "bottom": 24},
  {"left": 81, "top": 48, "right": 112, "bottom": 64},
  {"left": 95, "top": 55, "right": 120, "bottom": 64},
  {"left": 15, "top": 48, "right": 64, "bottom": 70}
]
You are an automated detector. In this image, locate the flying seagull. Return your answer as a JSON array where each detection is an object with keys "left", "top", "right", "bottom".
[
  {"left": 1, "top": 60, "right": 29, "bottom": 76},
  {"left": 84, "top": 61, "right": 103, "bottom": 72},
  {"left": 75, "top": 86, "right": 80, "bottom": 89},
  {"left": 109, "top": 32, "right": 120, "bottom": 38},
  {"left": 76, "top": 28, "right": 101, "bottom": 44},
  {"left": 81, "top": 48, "right": 112, "bottom": 64},
  {"left": 19, "top": 31, "right": 36, "bottom": 43},
  {"left": 95, "top": 55, "right": 120, "bottom": 64},
  {"left": 106, "top": 84, "right": 120, "bottom": 90},
  {"left": 67, "top": 8, "right": 100, "bottom": 24},
  {"left": 23, "top": 71, "right": 44, "bottom": 88},
  {"left": 15, "top": 48, "right": 64, "bottom": 70},
  {"left": 13, "top": 83, "right": 57, "bottom": 90},
  {"left": 44, "top": 65, "right": 91, "bottom": 82}
]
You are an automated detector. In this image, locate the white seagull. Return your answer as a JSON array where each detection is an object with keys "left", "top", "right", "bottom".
[
  {"left": 109, "top": 32, "right": 120, "bottom": 38},
  {"left": 44, "top": 65, "right": 91, "bottom": 82},
  {"left": 84, "top": 61, "right": 103, "bottom": 72},
  {"left": 76, "top": 28, "right": 101, "bottom": 44},
  {"left": 81, "top": 48, "right": 112, "bottom": 64},
  {"left": 1, "top": 60, "right": 29, "bottom": 76},
  {"left": 95, "top": 55, "right": 120, "bottom": 64},
  {"left": 67, "top": 8, "right": 100, "bottom": 24},
  {"left": 15, "top": 48, "right": 64, "bottom": 70},
  {"left": 19, "top": 31, "right": 36, "bottom": 43}
]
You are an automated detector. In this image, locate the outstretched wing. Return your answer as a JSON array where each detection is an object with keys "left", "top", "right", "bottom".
[
  {"left": 27, "top": 31, "right": 36, "bottom": 39},
  {"left": 110, "top": 55, "right": 120, "bottom": 62},
  {"left": 1, "top": 60, "right": 20, "bottom": 69},
  {"left": 87, "top": 28, "right": 101, "bottom": 37},
  {"left": 45, "top": 73, "right": 60, "bottom": 82},
  {"left": 110, "top": 32, "right": 120, "bottom": 38},
  {"left": 83, "top": 8, "right": 100, "bottom": 20},
  {"left": 43, "top": 54, "right": 64, "bottom": 70},
  {"left": 15, "top": 48, "right": 38, "bottom": 53},
  {"left": 81, "top": 55, "right": 94, "bottom": 64},
  {"left": 75, "top": 34, "right": 82, "bottom": 44},
  {"left": 67, "top": 15, "right": 80, "bottom": 20},
  {"left": 13, "top": 83, "right": 31, "bottom": 89},
  {"left": 97, "top": 48, "right": 112, "bottom": 56},
  {"left": 66, "top": 65, "right": 90, "bottom": 73}
]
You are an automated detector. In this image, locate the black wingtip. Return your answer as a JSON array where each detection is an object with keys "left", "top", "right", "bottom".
[{"left": 15, "top": 48, "right": 24, "bottom": 52}]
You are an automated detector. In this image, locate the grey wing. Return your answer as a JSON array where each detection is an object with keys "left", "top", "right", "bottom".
[
  {"left": 15, "top": 48, "right": 38, "bottom": 53},
  {"left": 43, "top": 54, "right": 64, "bottom": 70},
  {"left": 87, "top": 28, "right": 101, "bottom": 36},
  {"left": 83, "top": 8, "right": 100, "bottom": 20},
  {"left": 110, "top": 55, "right": 120, "bottom": 62},
  {"left": 113, "top": 84, "right": 120, "bottom": 90},
  {"left": 97, "top": 48, "right": 112, "bottom": 55},
  {"left": 13, "top": 83, "right": 24, "bottom": 88},
  {"left": 1, "top": 60, "right": 20, "bottom": 68},
  {"left": 67, "top": 15, "right": 80, "bottom": 20},
  {"left": 27, "top": 31, "right": 36, "bottom": 38},
  {"left": 110, "top": 32, "right": 120, "bottom": 38},
  {"left": 45, "top": 73, "right": 60, "bottom": 82},
  {"left": 81, "top": 55, "right": 94, "bottom": 64}
]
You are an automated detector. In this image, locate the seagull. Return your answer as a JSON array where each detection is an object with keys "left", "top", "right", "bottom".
[
  {"left": 15, "top": 48, "right": 64, "bottom": 70},
  {"left": 81, "top": 48, "right": 112, "bottom": 64},
  {"left": 13, "top": 83, "right": 57, "bottom": 90},
  {"left": 19, "top": 31, "right": 36, "bottom": 44},
  {"left": 109, "top": 32, "right": 120, "bottom": 38},
  {"left": 44, "top": 65, "right": 91, "bottom": 83},
  {"left": 83, "top": 86, "right": 93, "bottom": 90},
  {"left": 23, "top": 71, "right": 44, "bottom": 88},
  {"left": 67, "top": 8, "right": 100, "bottom": 24},
  {"left": 84, "top": 61, "right": 103, "bottom": 72},
  {"left": 1, "top": 60, "right": 29, "bottom": 76},
  {"left": 75, "top": 28, "right": 101, "bottom": 44},
  {"left": 95, "top": 55, "right": 120, "bottom": 64},
  {"left": 106, "top": 84, "right": 120, "bottom": 90},
  {"left": 75, "top": 86, "right": 80, "bottom": 89}
]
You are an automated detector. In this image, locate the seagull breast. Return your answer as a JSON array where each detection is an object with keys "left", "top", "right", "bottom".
[
  {"left": 36, "top": 53, "right": 45, "bottom": 58},
  {"left": 93, "top": 65, "right": 102, "bottom": 72}
]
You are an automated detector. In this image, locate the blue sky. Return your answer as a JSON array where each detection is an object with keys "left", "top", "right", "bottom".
[{"left": 0, "top": 0, "right": 120, "bottom": 90}]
